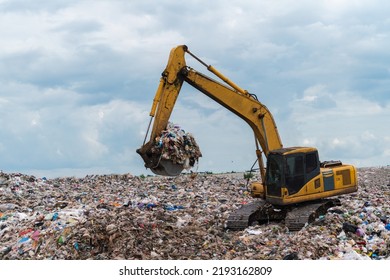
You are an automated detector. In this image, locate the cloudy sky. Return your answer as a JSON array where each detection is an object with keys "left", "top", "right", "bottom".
[{"left": 0, "top": 0, "right": 389, "bottom": 178}]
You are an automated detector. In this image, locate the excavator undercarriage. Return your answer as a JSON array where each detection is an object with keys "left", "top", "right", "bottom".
[{"left": 226, "top": 198, "right": 341, "bottom": 231}]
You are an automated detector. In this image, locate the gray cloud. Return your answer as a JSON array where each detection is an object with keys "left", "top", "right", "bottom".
[{"left": 0, "top": 0, "right": 389, "bottom": 177}]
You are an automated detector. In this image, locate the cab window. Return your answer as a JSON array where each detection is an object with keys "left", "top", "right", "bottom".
[{"left": 305, "top": 153, "right": 318, "bottom": 173}]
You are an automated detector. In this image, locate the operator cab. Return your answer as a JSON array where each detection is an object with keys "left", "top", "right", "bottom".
[{"left": 265, "top": 147, "right": 320, "bottom": 200}]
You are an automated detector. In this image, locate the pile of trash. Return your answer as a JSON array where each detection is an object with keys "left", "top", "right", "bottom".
[
  {"left": 150, "top": 122, "right": 202, "bottom": 170},
  {"left": 0, "top": 167, "right": 389, "bottom": 260}
]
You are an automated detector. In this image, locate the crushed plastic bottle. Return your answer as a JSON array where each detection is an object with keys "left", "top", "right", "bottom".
[
  {"left": 165, "top": 205, "right": 185, "bottom": 211},
  {"left": 18, "top": 237, "right": 30, "bottom": 243},
  {"left": 51, "top": 212, "right": 59, "bottom": 221}
]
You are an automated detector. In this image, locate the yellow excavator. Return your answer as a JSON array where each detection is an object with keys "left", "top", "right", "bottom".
[{"left": 137, "top": 45, "right": 358, "bottom": 230}]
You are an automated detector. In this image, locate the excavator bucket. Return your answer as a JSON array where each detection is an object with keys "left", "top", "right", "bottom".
[
  {"left": 150, "top": 159, "right": 184, "bottom": 176},
  {"left": 137, "top": 121, "right": 201, "bottom": 177},
  {"left": 136, "top": 146, "right": 184, "bottom": 176}
]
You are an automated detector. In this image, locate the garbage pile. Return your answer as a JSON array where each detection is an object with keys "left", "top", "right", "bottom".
[
  {"left": 150, "top": 122, "right": 202, "bottom": 170},
  {"left": 0, "top": 167, "right": 389, "bottom": 260}
]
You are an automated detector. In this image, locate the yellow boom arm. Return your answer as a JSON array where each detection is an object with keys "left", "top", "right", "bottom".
[{"left": 137, "top": 45, "right": 283, "bottom": 181}]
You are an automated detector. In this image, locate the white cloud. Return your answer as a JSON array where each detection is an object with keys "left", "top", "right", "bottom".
[
  {"left": 0, "top": 79, "right": 150, "bottom": 175},
  {"left": 287, "top": 85, "right": 389, "bottom": 167}
]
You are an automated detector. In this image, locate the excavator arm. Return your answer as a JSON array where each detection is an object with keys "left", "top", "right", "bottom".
[{"left": 137, "top": 45, "right": 283, "bottom": 180}]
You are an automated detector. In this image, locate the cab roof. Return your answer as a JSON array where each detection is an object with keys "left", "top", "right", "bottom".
[{"left": 269, "top": 146, "right": 318, "bottom": 155}]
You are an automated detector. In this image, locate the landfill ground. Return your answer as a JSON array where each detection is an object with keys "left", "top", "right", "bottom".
[{"left": 0, "top": 167, "right": 389, "bottom": 260}]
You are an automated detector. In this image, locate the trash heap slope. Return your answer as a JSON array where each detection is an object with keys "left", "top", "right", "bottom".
[{"left": 0, "top": 167, "right": 389, "bottom": 260}]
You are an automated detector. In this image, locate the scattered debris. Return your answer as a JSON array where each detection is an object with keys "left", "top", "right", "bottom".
[{"left": 0, "top": 167, "right": 389, "bottom": 260}]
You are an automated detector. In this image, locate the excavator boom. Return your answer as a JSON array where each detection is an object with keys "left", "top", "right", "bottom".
[{"left": 137, "top": 45, "right": 282, "bottom": 179}]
